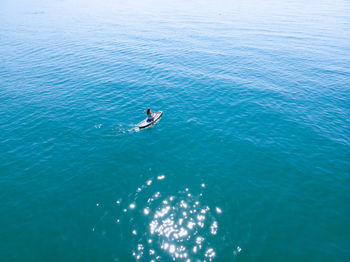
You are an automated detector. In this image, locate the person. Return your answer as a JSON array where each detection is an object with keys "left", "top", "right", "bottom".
[{"left": 147, "top": 108, "right": 154, "bottom": 122}]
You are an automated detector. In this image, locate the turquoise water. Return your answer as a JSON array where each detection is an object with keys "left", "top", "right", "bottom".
[{"left": 1, "top": 0, "right": 350, "bottom": 261}]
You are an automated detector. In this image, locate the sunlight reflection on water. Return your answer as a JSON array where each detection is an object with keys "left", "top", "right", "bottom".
[{"left": 114, "top": 174, "right": 225, "bottom": 261}]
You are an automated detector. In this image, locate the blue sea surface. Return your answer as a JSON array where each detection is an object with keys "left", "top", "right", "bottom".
[{"left": 1, "top": 0, "right": 350, "bottom": 261}]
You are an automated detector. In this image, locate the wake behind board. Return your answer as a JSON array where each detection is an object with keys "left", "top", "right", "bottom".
[{"left": 138, "top": 111, "right": 163, "bottom": 129}]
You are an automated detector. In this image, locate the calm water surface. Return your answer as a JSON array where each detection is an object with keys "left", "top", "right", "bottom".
[{"left": 1, "top": 0, "right": 350, "bottom": 261}]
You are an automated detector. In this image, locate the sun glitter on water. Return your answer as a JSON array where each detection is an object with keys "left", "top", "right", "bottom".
[{"left": 112, "top": 175, "right": 225, "bottom": 261}]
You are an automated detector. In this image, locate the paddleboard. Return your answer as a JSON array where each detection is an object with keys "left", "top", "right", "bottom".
[{"left": 138, "top": 111, "right": 163, "bottom": 129}]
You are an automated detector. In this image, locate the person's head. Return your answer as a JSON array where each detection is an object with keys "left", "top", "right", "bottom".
[{"left": 147, "top": 108, "right": 151, "bottom": 114}]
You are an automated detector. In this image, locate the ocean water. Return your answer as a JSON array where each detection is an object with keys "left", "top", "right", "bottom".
[{"left": 1, "top": 0, "right": 350, "bottom": 261}]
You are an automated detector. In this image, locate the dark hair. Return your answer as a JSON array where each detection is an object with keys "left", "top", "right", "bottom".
[{"left": 147, "top": 108, "right": 151, "bottom": 114}]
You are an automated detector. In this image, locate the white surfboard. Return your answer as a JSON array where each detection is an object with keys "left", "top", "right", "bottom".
[{"left": 138, "top": 111, "right": 163, "bottom": 129}]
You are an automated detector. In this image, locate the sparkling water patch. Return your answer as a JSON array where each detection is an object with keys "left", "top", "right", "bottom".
[{"left": 97, "top": 177, "right": 222, "bottom": 261}]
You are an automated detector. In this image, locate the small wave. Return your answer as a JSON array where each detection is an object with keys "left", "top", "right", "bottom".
[
  {"left": 128, "top": 125, "right": 140, "bottom": 133},
  {"left": 186, "top": 117, "right": 198, "bottom": 123},
  {"left": 111, "top": 123, "right": 140, "bottom": 135}
]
